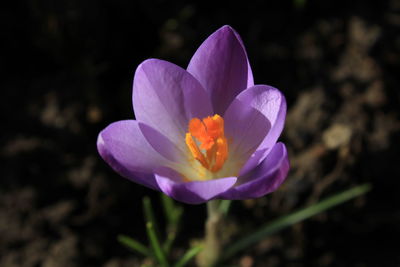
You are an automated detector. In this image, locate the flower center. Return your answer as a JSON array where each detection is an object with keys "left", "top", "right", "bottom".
[{"left": 185, "top": 114, "right": 228, "bottom": 173}]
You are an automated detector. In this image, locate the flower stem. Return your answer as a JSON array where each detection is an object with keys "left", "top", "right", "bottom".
[{"left": 196, "top": 200, "right": 224, "bottom": 267}]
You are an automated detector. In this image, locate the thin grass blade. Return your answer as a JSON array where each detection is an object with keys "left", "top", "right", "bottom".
[
  {"left": 117, "top": 234, "right": 152, "bottom": 257},
  {"left": 143, "top": 196, "right": 161, "bottom": 240},
  {"left": 173, "top": 245, "right": 203, "bottom": 267},
  {"left": 161, "top": 194, "right": 175, "bottom": 223},
  {"left": 223, "top": 183, "right": 372, "bottom": 260},
  {"left": 161, "top": 194, "right": 183, "bottom": 225},
  {"left": 146, "top": 222, "right": 169, "bottom": 267},
  {"left": 161, "top": 194, "right": 183, "bottom": 253}
]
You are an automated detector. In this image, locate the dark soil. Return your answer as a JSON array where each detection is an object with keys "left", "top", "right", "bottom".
[{"left": 1, "top": 1, "right": 400, "bottom": 266}]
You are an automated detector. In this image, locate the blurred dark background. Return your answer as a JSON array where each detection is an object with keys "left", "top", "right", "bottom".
[{"left": 1, "top": 0, "right": 400, "bottom": 266}]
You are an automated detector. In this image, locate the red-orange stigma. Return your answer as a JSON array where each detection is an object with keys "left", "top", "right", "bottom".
[{"left": 185, "top": 114, "right": 228, "bottom": 173}]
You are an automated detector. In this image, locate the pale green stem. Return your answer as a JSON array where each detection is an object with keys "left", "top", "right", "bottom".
[{"left": 196, "top": 200, "right": 224, "bottom": 267}]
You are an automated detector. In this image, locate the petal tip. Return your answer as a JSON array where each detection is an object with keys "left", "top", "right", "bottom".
[
  {"left": 219, "top": 24, "right": 235, "bottom": 32},
  {"left": 96, "top": 131, "right": 107, "bottom": 160},
  {"left": 214, "top": 25, "right": 240, "bottom": 40},
  {"left": 135, "top": 58, "right": 161, "bottom": 74}
]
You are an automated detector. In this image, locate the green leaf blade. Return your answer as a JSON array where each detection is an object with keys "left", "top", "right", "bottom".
[
  {"left": 161, "top": 194, "right": 183, "bottom": 254},
  {"left": 143, "top": 196, "right": 161, "bottom": 238},
  {"left": 146, "top": 222, "right": 169, "bottom": 267},
  {"left": 173, "top": 246, "right": 203, "bottom": 267},
  {"left": 117, "top": 234, "right": 152, "bottom": 258},
  {"left": 223, "top": 183, "right": 372, "bottom": 260}
]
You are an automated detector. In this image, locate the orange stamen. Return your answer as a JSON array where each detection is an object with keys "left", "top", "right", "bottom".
[
  {"left": 185, "top": 133, "right": 209, "bottom": 169},
  {"left": 185, "top": 114, "right": 228, "bottom": 173},
  {"left": 212, "top": 137, "right": 228, "bottom": 172}
]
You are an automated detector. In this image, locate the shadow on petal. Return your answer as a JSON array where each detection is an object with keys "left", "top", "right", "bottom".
[
  {"left": 139, "top": 122, "right": 186, "bottom": 163},
  {"left": 220, "top": 143, "right": 289, "bottom": 200},
  {"left": 133, "top": 59, "right": 213, "bottom": 147},
  {"left": 224, "top": 96, "right": 271, "bottom": 162},
  {"left": 234, "top": 85, "right": 287, "bottom": 175}
]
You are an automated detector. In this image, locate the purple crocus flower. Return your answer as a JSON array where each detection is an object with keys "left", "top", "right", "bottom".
[{"left": 97, "top": 26, "right": 289, "bottom": 204}]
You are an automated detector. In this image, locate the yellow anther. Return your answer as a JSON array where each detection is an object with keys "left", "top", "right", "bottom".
[{"left": 185, "top": 114, "right": 228, "bottom": 173}]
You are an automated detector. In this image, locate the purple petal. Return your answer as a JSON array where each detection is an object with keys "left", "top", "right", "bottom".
[
  {"left": 236, "top": 85, "right": 287, "bottom": 175},
  {"left": 187, "top": 25, "right": 250, "bottom": 115},
  {"left": 155, "top": 167, "right": 237, "bottom": 204},
  {"left": 97, "top": 120, "right": 169, "bottom": 190},
  {"left": 231, "top": 27, "right": 254, "bottom": 87},
  {"left": 220, "top": 142, "right": 289, "bottom": 200},
  {"left": 239, "top": 85, "right": 286, "bottom": 146},
  {"left": 246, "top": 62, "right": 254, "bottom": 88},
  {"left": 138, "top": 122, "right": 186, "bottom": 163},
  {"left": 224, "top": 94, "right": 271, "bottom": 163},
  {"left": 133, "top": 59, "right": 213, "bottom": 147}
]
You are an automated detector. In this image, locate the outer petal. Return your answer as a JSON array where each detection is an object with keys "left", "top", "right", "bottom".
[
  {"left": 224, "top": 94, "right": 271, "bottom": 163},
  {"left": 97, "top": 120, "right": 170, "bottom": 190},
  {"left": 237, "top": 85, "right": 287, "bottom": 175},
  {"left": 219, "top": 142, "right": 289, "bottom": 199},
  {"left": 231, "top": 27, "right": 254, "bottom": 87},
  {"left": 246, "top": 61, "right": 254, "bottom": 88},
  {"left": 133, "top": 59, "right": 213, "bottom": 147},
  {"left": 187, "top": 25, "right": 250, "bottom": 114},
  {"left": 155, "top": 167, "right": 237, "bottom": 204}
]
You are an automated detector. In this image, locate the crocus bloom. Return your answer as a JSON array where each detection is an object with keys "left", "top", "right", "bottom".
[{"left": 97, "top": 25, "right": 289, "bottom": 204}]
